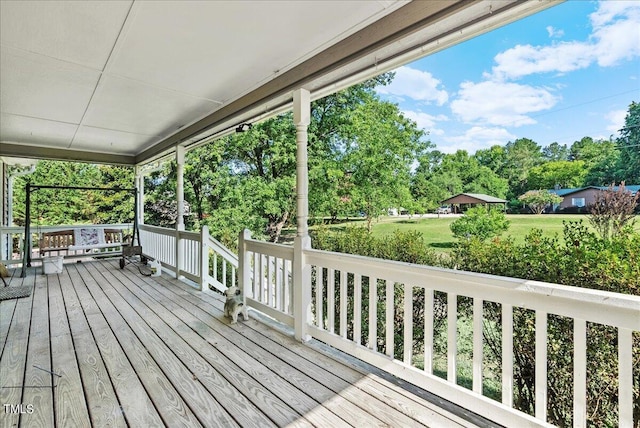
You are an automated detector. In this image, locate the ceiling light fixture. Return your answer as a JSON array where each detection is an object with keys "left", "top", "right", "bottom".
[{"left": 235, "top": 123, "right": 252, "bottom": 133}]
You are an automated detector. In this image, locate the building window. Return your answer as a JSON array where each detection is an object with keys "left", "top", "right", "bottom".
[{"left": 572, "top": 197, "right": 586, "bottom": 207}]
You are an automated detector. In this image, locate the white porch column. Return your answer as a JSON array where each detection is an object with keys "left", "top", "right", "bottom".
[
  {"left": 294, "top": 88, "right": 310, "bottom": 238},
  {"left": 176, "top": 146, "right": 185, "bottom": 231},
  {"left": 135, "top": 166, "right": 145, "bottom": 225},
  {"left": 293, "top": 88, "right": 311, "bottom": 342},
  {"left": 175, "top": 146, "right": 185, "bottom": 278}
]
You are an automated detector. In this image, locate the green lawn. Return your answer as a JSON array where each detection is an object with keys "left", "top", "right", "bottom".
[{"left": 322, "top": 214, "right": 640, "bottom": 252}]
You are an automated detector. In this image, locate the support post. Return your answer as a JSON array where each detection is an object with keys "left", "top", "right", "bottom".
[
  {"left": 293, "top": 88, "right": 311, "bottom": 341},
  {"left": 200, "top": 226, "right": 209, "bottom": 292},
  {"left": 239, "top": 229, "right": 252, "bottom": 310},
  {"left": 135, "top": 166, "right": 145, "bottom": 225},
  {"left": 175, "top": 146, "right": 185, "bottom": 278},
  {"left": 294, "top": 88, "right": 310, "bottom": 238}
]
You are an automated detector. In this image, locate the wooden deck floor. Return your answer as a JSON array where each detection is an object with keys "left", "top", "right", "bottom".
[{"left": 1, "top": 259, "right": 493, "bottom": 427}]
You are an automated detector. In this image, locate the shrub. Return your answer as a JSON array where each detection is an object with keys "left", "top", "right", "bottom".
[
  {"left": 589, "top": 182, "right": 639, "bottom": 240},
  {"left": 452, "top": 220, "right": 639, "bottom": 426},
  {"left": 449, "top": 206, "right": 510, "bottom": 241}
]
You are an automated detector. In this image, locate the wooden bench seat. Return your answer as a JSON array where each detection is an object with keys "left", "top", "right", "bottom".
[{"left": 39, "top": 228, "right": 124, "bottom": 257}]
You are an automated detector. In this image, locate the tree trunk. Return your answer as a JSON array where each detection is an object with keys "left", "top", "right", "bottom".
[{"left": 266, "top": 211, "right": 289, "bottom": 243}]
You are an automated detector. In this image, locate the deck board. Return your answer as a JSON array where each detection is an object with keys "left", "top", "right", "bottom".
[
  {"left": 21, "top": 273, "right": 54, "bottom": 428},
  {"left": 1, "top": 259, "right": 494, "bottom": 428}
]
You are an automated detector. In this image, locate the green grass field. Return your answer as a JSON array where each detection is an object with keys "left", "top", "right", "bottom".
[{"left": 319, "top": 214, "right": 640, "bottom": 252}]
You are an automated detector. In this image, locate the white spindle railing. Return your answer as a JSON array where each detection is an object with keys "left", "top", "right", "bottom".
[
  {"left": 139, "top": 224, "right": 238, "bottom": 294},
  {"left": 298, "top": 247, "right": 639, "bottom": 428},
  {"left": 205, "top": 233, "right": 238, "bottom": 293},
  {"left": 240, "top": 230, "right": 294, "bottom": 326},
  {"left": 0, "top": 224, "right": 131, "bottom": 265}
]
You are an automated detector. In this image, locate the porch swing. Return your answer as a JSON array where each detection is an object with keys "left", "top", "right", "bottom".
[{"left": 20, "top": 184, "right": 143, "bottom": 277}]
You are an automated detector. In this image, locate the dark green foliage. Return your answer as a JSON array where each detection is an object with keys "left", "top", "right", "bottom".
[
  {"left": 452, "top": 221, "right": 640, "bottom": 426},
  {"left": 13, "top": 160, "right": 135, "bottom": 226}
]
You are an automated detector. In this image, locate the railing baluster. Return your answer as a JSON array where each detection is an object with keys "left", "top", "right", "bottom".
[
  {"left": 253, "top": 252, "right": 259, "bottom": 300},
  {"left": 354, "top": 274, "right": 362, "bottom": 345},
  {"left": 222, "top": 257, "right": 227, "bottom": 287},
  {"left": 473, "top": 297, "right": 483, "bottom": 394},
  {"left": 285, "top": 259, "right": 292, "bottom": 315},
  {"left": 619, "top": 327, "right": 633, "bottom": 428},
  {"left": 424, "top": 289, "right": 434, "bottom": 373},
  {"left": 447, "top": 293, "right": 457, "bottom": 382},
  {"left": 316, "top": 266, "right": 324, "bottom": 328},
  {"left": 386, "top": 279, "right": 394, "bottom": 358},
  {"left": 267, "top": 255, "right": 274, "bottom": 307},
  {"left": 275, "top": 257, "right": 282, "bottom": 311},
  {"left": 535, "top": 310, "right": 547, "bottom": 422},
  {"left": 574, "top": 318, "right": 587, "bottom": 428},
  {"left": 327, "top": 268, "right": 335, "bottom": 334},
  {"left": 502, "top": 304, "right": 514, "bottom": 407},
  {"left": 260, "top": 254, "right": 269, "bottom": 304},
  {"left": 340, "top": 270, "right": 347, "bottom": 338},
  {"left": 369, "top": 277, "right": 377, "bottom": 351},
  {"left": 403, "top": 284, "right": 413, "bottom": 365}
]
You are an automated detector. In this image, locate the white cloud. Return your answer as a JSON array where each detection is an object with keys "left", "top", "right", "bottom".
[
  {"left": 605, "top": 109, "right": 627, "bottom": 135},
  {"left": 546, "top": 26, "right": 564, "bottom": 38},
  {"left": 401, "top": 110, "right": 448, "bottom": 134},
  {"left": 438, "top": 126, "right": 516, "bottom": 154},
  {"left": 450, "top": 81, "right": 559, "bottom": 127},
  {"left": 377, "top": 66, "right": 448, "bottom": 105},
  {"left": 490, "top": 1, "right": 640, "bottom": 80}
]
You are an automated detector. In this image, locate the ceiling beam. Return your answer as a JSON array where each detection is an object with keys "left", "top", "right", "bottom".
[{"left": 0, "top": 143, "right": 136, "bottom": 165}]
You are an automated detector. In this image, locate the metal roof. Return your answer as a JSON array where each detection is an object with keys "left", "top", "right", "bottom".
[{"left": 442, "top": 193, "right": 507, "bottom": 205}]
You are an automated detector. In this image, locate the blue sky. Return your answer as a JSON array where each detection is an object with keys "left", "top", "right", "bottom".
[{"left": 376, "top": 0, "right": 640, "bottom": 154}]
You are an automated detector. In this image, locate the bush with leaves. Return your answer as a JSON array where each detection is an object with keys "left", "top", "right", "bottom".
[
  {"left": 452, "top": 221, "right": 639, "bottom": 426},
  {"left": 311, "top": 226, "right": 450, "bottom": 358},
  {"left": 589, "top": 182, "right": 639, "bottom": 240},
  {"left": 449, "top": 206, "right": 510, "bottom": 241}
]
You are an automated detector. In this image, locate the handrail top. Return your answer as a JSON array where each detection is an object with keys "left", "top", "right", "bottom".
[
  {"left": 305, "top": 247, "right": 640, "bottom": 310},
  {"left": 1, "top": 224, "right": 131, "bottom": 233}
]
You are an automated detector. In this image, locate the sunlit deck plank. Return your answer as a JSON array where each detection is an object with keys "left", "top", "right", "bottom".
[
  {"left": 151, "top": 272, "right": 383, "bottom": 426},
  {"left": 117, "top": 263, "right": 344, "bottom": 427},
  {"left": 2, "top": 259, "right": 494, "bottom": 428},
  {"left": 108, "top": 262, "right": 318, "bottom": 427},
  {"left": 85, "top": 261, "right": 276, "bottom": 427},
  {"left": 157, "top": 270, "right": 479, "bottom": 428},
  {"left": 76, "top": 263, "right": 205, "bottom": 428}
]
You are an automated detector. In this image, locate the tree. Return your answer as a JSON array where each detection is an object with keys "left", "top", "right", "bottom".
[
  {"left": 527, "top": 160, "right": 587, "bottom": 190},
  {"left": 616, "top": 101, "right": 640, "bottom": 183},
  {"left": 344, "top": 99, "right": 426, "bottom": 231},
  {"left": 518, "top": 190, "right": 563, "bottom": 214},
  {"left": 449, "top": 206, "right": 510, "bottom": 240},
  {"left": 411, "top": 150, "right": 507, "bottom": 211},
  {"left": 568, "top": 136, "right": 620, "bottom": 186},
  {"left": 474, "top": 145, "right": 507, "bottom": 173},
  {"left": 501, "top": 138, "right": 544, "bottom": 199},
  {"left": 542, "top": 142, "right": 569, "bottom": 161},
  {"left": 588, "top": 183, "right": 639, "bottom": 240},
  {"left": 225, "top": 114, "right": 297, "bottom": 242}
]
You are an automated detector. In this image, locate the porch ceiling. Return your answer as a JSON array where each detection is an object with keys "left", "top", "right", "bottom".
[{"left": 0, "top": 0, "right": 560, "bottom": 166}]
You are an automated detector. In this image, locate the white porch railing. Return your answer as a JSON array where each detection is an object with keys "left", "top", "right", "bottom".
[
  {"left": 0, "top": 224, "right": 130, "bottom": 265},
  {"left": 138, "top": 224, "right": 237, "bottom": 293},
  {"left": 237, "top": 232, "right": 640, "bottom": 428},
  {"left": 6, "top": 223, "right": 638, "bottom": 427}
]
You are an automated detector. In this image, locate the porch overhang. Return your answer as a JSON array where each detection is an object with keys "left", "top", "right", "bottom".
[{"left": 0, "top": 0, "right": 562, "bottom": 166}]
